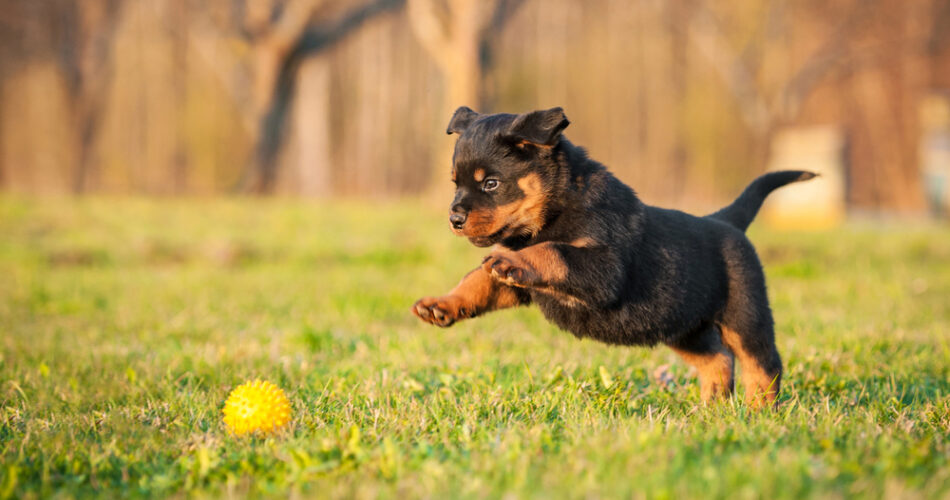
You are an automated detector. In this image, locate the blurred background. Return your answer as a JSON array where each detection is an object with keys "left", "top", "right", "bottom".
[
  {"left": 5, "top": 4, "right": 950, "bottom": 497},
  {"left": 1, "top": 0, "right": 949, "bottom": 218}
]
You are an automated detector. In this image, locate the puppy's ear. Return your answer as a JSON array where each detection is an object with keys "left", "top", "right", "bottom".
[
  {"left": 446, "top": 106, "right": 480, "bottom": 135},
  {"left": 507, "top": 107, "right": 569, "bottom": 147}
]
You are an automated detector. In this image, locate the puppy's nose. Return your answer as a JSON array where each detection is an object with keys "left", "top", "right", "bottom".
[{"left": 449, "top": 212, "right": 467, "bottom": 229}]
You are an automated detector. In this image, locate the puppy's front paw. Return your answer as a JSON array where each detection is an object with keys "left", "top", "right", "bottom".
[
  {"left": 411, "top": 295, "right": 474, "bottom": 327},
  {"left": 482, "top": 253, "right": 536, "bottom": 287}
]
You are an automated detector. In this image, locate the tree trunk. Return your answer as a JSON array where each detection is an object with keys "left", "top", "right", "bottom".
[
  {"left": 56, "top": 0, "right": 124, "bottom": 194},
  {"left": 294, "top": 55, "right": 333, "bottom": 196},
  {"left": 240, "top": 0, "right": 405, "bottom": 194},
  {"left": 407, "top": 0, "right": 523, "bottom": 195},
  {"left": 171, "top": 0, "right": 190, "bottom": 194}
]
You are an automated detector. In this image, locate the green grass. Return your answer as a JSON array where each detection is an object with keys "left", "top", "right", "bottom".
[{"left": 1, "top": 197, "right": 949, "bottom": 499}]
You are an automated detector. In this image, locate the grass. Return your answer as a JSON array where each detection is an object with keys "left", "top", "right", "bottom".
[{"left": 1, "top": 197, "right": 949, "bottom": 499}]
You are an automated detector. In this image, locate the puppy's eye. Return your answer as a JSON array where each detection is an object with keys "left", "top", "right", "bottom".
[{"left": 482, "top": 178, "right": 499, "bottom": 192}]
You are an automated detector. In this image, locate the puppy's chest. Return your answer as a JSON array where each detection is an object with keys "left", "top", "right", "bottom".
[
  {"left": 530, "top": 292, "right": 632, "bottom": 344},
  {"left": 529, "top": 285, "right": 678, "bottom": 346},
  {"left": 531, "top": 291, "right": 590, "bottom": 330},
  {"left": 531, "top": 290, "right": 622, "bottom": 335}
]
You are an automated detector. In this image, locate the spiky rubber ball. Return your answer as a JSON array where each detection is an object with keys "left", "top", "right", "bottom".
[{"left": 223, "top": 380, "right": 291, "bottom": 436}]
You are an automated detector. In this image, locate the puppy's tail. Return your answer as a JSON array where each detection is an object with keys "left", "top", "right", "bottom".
[{"left": 706, "top": 170, "right": 818, "bottom": 232}]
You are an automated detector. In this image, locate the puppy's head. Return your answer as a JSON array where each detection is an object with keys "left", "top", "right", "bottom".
[{"left": 444, "top": 106, "right": 570, "bottom": 247}]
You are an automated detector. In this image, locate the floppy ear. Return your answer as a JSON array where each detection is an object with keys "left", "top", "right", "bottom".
[
  {"left": 507, "top": 107, "right": 570, "bottom": 147},
  {"left": 446, "top": 106, "right": 480, "bottom": 135}
]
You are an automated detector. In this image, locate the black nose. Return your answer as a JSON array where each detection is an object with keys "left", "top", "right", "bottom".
[{"left": 450, "top": 212, "right": 467, "bottom": 229}]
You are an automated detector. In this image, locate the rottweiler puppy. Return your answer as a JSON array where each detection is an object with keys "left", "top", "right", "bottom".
[{"left": 412, "top": 106, "right": 816, "bottom": 407}]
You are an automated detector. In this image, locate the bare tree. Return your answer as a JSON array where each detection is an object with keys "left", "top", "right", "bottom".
[
  {"left": 406, "top": 0, "right": 523, "bottom": 189},
  {"left": 169, "top": 0, "right": 190, "bottom": 193},
  {"left": 678, "top": 0, "right": 877, "bottom": 166},
  {"left": 676, "top": 0, "right": 938, "bottom": 211},
  {"left": 407, "top": 0, "right": 522, "bottom": 111},
  {"left": 235, "top": 0, "right": 406, "bottom": 193},
  {"left": 48, "top": 0, "right": 125, "bottom": 194}
]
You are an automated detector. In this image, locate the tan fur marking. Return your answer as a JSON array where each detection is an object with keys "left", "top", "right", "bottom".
[
  {"left": 516, "top": 139, "right": 555, "bottom": 149},
  {"left": 524, "top": 245, "right": 567, "bottom": 282},
  {"left": 484, "top": 239, "right": 598, "bottom": 306},
  {"left": 474, "top": 168, "right": 486, "bottom": 182},
  {"left": 448, "top": 266, "right": 522, "bottom": 312},
  {"left": 460, "top": 173, "right": 548, "bottom": 239},
  {"left": 513, "top": 173, "right": 548, "bottom": 236},
  {"left": 570, "top": 236, "right": 596, "bottom": 248},
  {"left": 461, "top": 207, "right": 509, "bottom": 237},
  {"left": 412, "top": 265, "right": 524, "bottom": 326},
  {"left": 720, "top": 325, "right": 780, "bottom": 407},
  {"left": 539, "top": 287, "right": 587, "bottom": 307},
  {"left": 511, "top": 243, "right": 568, "bottom": 283},
  {"left": 671, "top": 344, "right": 735, "bottom": 402}
]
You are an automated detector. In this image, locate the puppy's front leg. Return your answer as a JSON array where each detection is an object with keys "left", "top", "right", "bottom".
[
  {"left": 482, "top": 244, "right": 565, "bottom": 288},
  {"left": 412, "top": 266, "right": 529, "bottom": 327},
  {"left": 483, "top": 240, "right": 618, "bottom": 307},
  {"left": 482, "top": 240, "right": 587, "bottom": 288}
]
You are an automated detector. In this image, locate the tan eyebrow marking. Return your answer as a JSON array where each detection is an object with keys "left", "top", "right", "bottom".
[
  {"left": 451, "top": 169, "right": 457, "bottom": 182},
  {"left": 474, "top": 168, "right": 486, "bottom": 182}
]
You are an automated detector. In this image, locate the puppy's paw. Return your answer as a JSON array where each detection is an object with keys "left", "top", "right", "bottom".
[
  {"left": 411, "top": 295, "right": 475, "bottom": 327},
  {"left": 482, "top": 253, "right": 536, "bottom": 287}
]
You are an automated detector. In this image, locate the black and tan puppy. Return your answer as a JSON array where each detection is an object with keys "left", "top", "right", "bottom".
[{"left": 412, "top": 106, "right": 816, "bottom": 407}]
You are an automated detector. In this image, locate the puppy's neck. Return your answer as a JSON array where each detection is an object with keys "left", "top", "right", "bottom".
[{"left": 497, "top": 139, "right": 635, "bottom": 250}]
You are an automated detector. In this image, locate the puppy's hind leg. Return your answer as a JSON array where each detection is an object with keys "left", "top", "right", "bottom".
[
  {"left": 668, "top": 325, "right": 735, "bottom": 403},
  {"left": 720, "top": 323, "right": 782, "bottom": 408},
  {"left": 720, "top": 238, "right": 783, "bottom": 408}
]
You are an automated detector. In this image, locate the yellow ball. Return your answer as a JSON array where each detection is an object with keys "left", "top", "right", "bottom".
[{"left": 222, "top": 380, "right": 291, "bottom": 436}]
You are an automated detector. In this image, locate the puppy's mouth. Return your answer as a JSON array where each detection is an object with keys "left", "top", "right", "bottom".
[
  {"left": 467, "top": 225, "right": 509, "bottom": 247},
  {"left": 451, "top": 221, "right": 511, "bottom": 247}
]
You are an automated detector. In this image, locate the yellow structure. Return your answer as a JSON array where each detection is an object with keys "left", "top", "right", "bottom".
[{"left": 762, "top": 126, "right": 847, "bottom": 230}]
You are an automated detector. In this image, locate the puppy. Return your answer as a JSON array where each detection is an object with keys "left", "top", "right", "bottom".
[{"left": 412, "top": 106, "right": 816, "bottom": 407}]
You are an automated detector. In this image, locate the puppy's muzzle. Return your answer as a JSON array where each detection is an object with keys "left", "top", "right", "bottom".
[{"left": 449, "top": 211, "right": 467, "bottom": 230}]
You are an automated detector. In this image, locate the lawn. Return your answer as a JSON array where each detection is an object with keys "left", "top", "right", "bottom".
[{"left": 1, "top": 197, "right": 948, "bottom": 499}]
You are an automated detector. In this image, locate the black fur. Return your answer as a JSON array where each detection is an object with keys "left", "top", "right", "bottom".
[{"left": 419, "top": 106, "right": 817, "bottom": 404}]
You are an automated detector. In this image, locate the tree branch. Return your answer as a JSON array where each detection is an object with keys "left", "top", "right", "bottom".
[
  {"left": 778, "top": 0, "right": 878, "bottom": 122},
  {"left": 298, "top": 0, "right": 405, "bottom": 54},
  {"left": 685, "top": 0, "right": 882, "bottom": 133},
  {"left": 245, "top": 0, "right": 406, "bottom": 193},
  {"left": 684, "top": 2, "right": 770, "bottom": 131}
]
